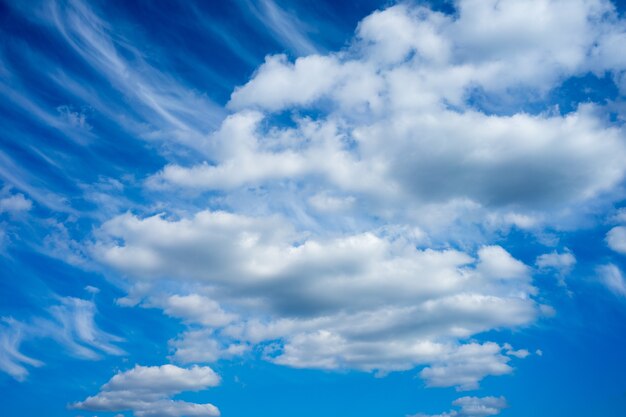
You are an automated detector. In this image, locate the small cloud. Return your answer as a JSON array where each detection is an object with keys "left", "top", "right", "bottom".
[
  {"left": 57, "top": 105, "right": 92, "bottom": 130},
  {"left": 606, "top": 226, "right": 626, "bottom": 255},
  {"left": 0, "top": 193, "right": 32, "bottom": 214},
  {"left": 597, "top": 264, "right": 626, "bottom": 298},
  {"left": 72, "top": 364, "right": 220, "bottom": 417},
  {"left": 410, "top": 396, "right": 507, "bottom": 417},
  {"left": 84, "top": 286, "right": 100, "bottom": 294}
]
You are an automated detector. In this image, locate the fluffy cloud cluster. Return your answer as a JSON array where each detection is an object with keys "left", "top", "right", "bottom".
[
  {"left": 92, "top": 210, "right": 538, "bottom": 389},
  {"left": 607, "top": 226, "right": 626, "bottom": 255},
  {"left": 412, "top": 396, "right": 507, "bottom": 417},
  {"left": 79, "top": 0, "right": 626, "bottom": 410},
  {"left": 0, "top": 192, "right": 32, "bottom": 214},
  {"left": 72, "top": 364, "right": 220, "bottom": 417},
  {"left": 150, "top": 1, "right": 626, "bottom": 226},
  {"left": 597, "top": 264, "right": 626, "bottom": 297}
]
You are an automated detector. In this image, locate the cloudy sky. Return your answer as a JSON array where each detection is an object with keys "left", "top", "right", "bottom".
[{"left": 1, "top": 0, "right": 626, "bottom": 416}]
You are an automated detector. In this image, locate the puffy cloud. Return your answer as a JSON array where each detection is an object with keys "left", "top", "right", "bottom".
[
  {"left": 92, "top": 210, "right": 537, "bottom": 388},
  {"left": 419, "top": 343, "right": 512, "bottom": 391},
  {"left": 536, "top": 251, "right": 576, "bottom": 273},
  {"left": 536, "top": 251, "right": 577, "bottom": 286},
  {"left": 72, "top": 364, "right": 220, "bottom": 417},
  {"left": 606, "top": 226, "right": 626, "bottom": 255},
  {"left": 158, "top": 294, "right": 238, "bottom": 327},
  {"left": 0, "top": 193, "right": 32, "bottom": 213},
  {"left": 170, "top": 329, "right": 249, "bottom": 364},
  {"left": 411, "top": 395, "right": 507, "bottom": 417},
  {"left": 231, "top": 0, "right": 622, "bottom": 112},
  {"left": 51, "top": 0, "right": 626, "bottom": 409},
  {"left": 141, "top": 2, "right": 626, "bottom": 252},
  {"left": 452, "top": 396, "right": 508, "bottom": 417},
  {"left": 597, "top": 264, "right": 626, "bottom": 297}
]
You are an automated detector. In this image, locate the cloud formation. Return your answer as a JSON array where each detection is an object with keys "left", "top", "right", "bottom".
[
  {"left": 73, "top": 364, "right": 221, "bottom": 417},
  {"left": 92, "top": 210, "right": 538, "bottom": 388},
  {"left": 86, "top": 0, "right": 626, "bottom": 397},
  {"left": 0, "top": 296, "right": 123, "bottom": 380},
  {"left": 411, "top": 395, "right": 508, "bottom": 417},
  {"left": 150, "top": 0, "right": 626, "bottom": 239},
  {"left": 3, "top": 0, "right": 626, "bottom": 415}
]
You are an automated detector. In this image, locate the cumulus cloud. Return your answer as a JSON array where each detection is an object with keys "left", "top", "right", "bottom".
[
  {"left": 536, "top": 251, "right": 576, "bottom": 274},
  {"left": 72, "top": 364, "right": 220, "bottom": 417},
  {"left": 597, "top": 264, "right": 626, "bottom": 297},
  {"left": 0, "top": 193, "right": 32, "bottom": 214},
  {"left": 92, "top": 210, "right": 537, "bottom": 388},
  {"left": 606, "top": 226, "right": 626, "bottom": 255},
  {"left": 149, "top": 1, "right": 626, "bottom": 237},
  {"left": 156, "top": 294, "right": 238, "bottom": 327},
  {"left": 411, "top": 395, "right": 507, "bottom": 417},
  {"left": 536, "top": 250, "right": 577, "bottom": 286},
  {"left": 39, "top": 0, "right": 626, "bottom": 409}
]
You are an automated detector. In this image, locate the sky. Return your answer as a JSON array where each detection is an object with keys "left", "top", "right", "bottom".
[{"left": 1, "top": 0, "right": 626, "bottom": 416}]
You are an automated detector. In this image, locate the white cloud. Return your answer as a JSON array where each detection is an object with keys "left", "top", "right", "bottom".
[
  {"left": 170, "top": 329, "right": 249, "bottom": 364},
  {"left": 34, "top": 296, "right": 124, "bottom": 359},
  {"left": 0, "top": 193, "right": 32, "bottom": 214},
  {"left": 536, "top": 251, "right": 576, "bottom": 272},
  {"left": 139, "top": 1, "right": 626, "bottom": 249},
  {"left": 20, "top": 0, "right": 625, "bottom": 408},
  {"left": 243, "top": 0, "right": 318, "bottom": 56},
  {"left": 536, "top": 251, "right": 577, "bottom": 286},
  {"left": 157, "top": 294, "right": 238, "bottom": 327},
  {"left": 72, "top": 364, "right": 220, "bottom": 417},
  {"left": 92, "top": 210, "right": 537, "bottom": 389},
  {"left": 419, "top": 343, "right": 512, "bottom": 391},
  {"left": 0, "top": 318, "right": 43, "bottom": 381},
  {"left": 606, "top": 226, "right": 626, "bottom": 255},
  {"left": 597, "top": 264, "right": 626, "bottom": 297},
  {"left": 453, "top": 396, "right": 507, "bottom": 417},
  {"left": 411, "top": 395, "right": 507, "bottom": 417},
  {"left": 0, "top": 296, "right": 123, "bottom": 380}
]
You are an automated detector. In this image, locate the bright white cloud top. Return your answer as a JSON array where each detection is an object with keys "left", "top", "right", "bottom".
[{"left": 73, "top": 364, "right": 221, "bottom": 417}]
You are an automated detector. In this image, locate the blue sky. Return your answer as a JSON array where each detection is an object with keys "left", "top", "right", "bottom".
[{"left": 2, "top": 0, "right": 626, "bottom": 416}]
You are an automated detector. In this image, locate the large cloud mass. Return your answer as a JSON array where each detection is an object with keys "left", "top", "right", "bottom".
[{"left": 27, "top": 0, "right": 626, "bottom": 413}]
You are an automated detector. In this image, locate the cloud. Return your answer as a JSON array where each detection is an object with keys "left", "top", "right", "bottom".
[
  {"left": 606, "top": 226, "right": 626, "bottom": 255},
  {"left": 72, "top": 364, "right": 220, "bottom": 417},
  {"left": 536, "top": 251, "right": 577, "bottom": 286},
  {"left": 597, "top": 264, "right": 626, "bottom": 297},
  {"left": 0, "top": 296, "right": 123, "bottom": 380},
  {"left": 411, "top": 395, "right": 507, "bottom": 417},
  {"left": 157, "top": 294, "right": 238, "bottom": 327},
  {"left": 151, "top": 1, "right": 626, "bottom": 236},
  {"left": 0, "top": 193, "right": 32, "bottom": 214},
  {"left": 92, "top": 210, "right": 537, "bottom": 388},
  {"left": 240, "top": 0, "right": 318, "bottom": 56},
  {"left": 34, "top": 296, "right": 125, "bottom": 359},
  {"left": 0, "top": 318, "right": 43, "bottom": 381},
  {"left": 4, "top": 0, "right": 622, "bottom": 412},
  {"left": 419, "top": 343, "right": 512, "bottom": 391},
  {"left": 536, "top": 251, "right": 576, "bottom": 273}
]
